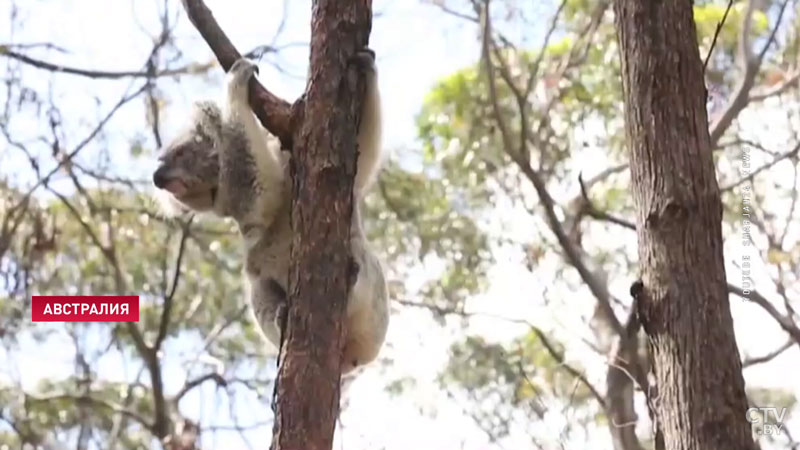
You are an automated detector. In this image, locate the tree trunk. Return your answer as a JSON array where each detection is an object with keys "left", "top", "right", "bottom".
[
  {"left": 271, "top": 1, "right": 372, "bottom": 450},
  {"left": 613, "top": 1, "right": 756, "bottom": 449}
]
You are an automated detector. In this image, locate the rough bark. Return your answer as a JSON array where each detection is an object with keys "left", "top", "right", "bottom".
[
  {"left": 271, "top": 2, "right": 373, "bottom": 450},
  {"left": 613, "top": 1, "right": 756, "bottom": 449}
]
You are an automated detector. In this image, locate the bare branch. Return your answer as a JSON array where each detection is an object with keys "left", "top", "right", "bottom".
[
  {"left": 749, "top": 72, "right": 800, "bottom": 102},
  {"left": 154, "top": 219, "right": 193, "bottom": 351},
  {"left": 0, "top": 49, "right": 207, "bottom": 79},
  {"left": 532, "top": 327, "right": 608, "bottom": 410},
  {"left": 728, "top": 283, "right": 800, "bottom": 345},
  {"left": 480, "top": 2, "right": 622, "bottom": 335},
  {"left": 397, "top": 299, "right": 608, "bottom": 411},
  {"left": 709, "top": 0, "right": 792, "bottom": 146},
  {"left": 702, "top": 0, "right": 734, "bottom": 72},
  {"left": 526, "top": 0, "right": 569, "bottom": 93},
  {"left": 578, "top": 173, "right": 636, "bottom": 230},
  {"left": 180, "top": 0, "right": 295, "bottom": 148},
  {"left": 755, "top": 0, "right": 791, "bottom": 63},
  {"left": 22, "top": 83, "right": 149, "bottom": 200},
  {"left": 173, "top": 373, "right": 227, "bottom": 404},
  {"left": 26, "top": 393, "right": 154, "bottom": 433},
  {"left": 720, "top": 141, "right": 800, "bottom": 192},
  {"left": 428, "top": 1, "right": 479, "bottom": 23},
  {"left": 742, "top": 339, "right": 794, "bottom": 368}
]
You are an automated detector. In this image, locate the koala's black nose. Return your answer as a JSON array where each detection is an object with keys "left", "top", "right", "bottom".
[{"left": 153, "top": 166, "right": 170, "bottom": 189}]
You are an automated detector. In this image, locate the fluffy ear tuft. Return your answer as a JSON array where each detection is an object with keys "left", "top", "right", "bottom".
[{"left": 190, "top": 101, "right": 222, "bottom": 125}]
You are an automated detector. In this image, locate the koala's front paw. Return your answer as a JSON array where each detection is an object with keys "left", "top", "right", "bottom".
[
  {"left": 227, "top": 58, "right": 259, "bottom": 93},
  {"left": 349, "top": 48, "right": 376, "bottom": 74}
]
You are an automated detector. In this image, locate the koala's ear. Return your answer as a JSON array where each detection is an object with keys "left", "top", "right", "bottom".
[{"left": 191, "top": 101, "right": 222, "bottom": 122}]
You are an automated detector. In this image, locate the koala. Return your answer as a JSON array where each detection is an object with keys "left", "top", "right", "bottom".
[{"left": 153, "top": 51, "right": 389, "bottom": 374}]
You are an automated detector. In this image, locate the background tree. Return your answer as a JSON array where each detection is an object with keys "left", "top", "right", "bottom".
[{"left": 614, "top": 0, "right": 754, "bottom": 448}]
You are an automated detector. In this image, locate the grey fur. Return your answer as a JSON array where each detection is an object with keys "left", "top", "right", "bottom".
[{"left": 153, "top": 52, "right": 389, "bottom": 374}]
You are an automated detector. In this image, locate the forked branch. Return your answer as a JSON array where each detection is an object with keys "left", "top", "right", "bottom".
[{"left": 180, "top": 0, "right": 297, "bottom": 148}]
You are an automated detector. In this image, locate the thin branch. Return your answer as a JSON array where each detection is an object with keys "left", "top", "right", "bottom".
[
  {"left": 429, "top": 2, "right": 479, "bottom": 23},
  {"left": 395, "top": 298, "right": 536, "bottom": 327},
  {"left": 728, "top": 283, "right": 800, "bottom": 345},
  {"left": 749, "top": 72, "right": 800, "bottom": 102},
  {"left": 201, "top": 421, "right": 271, "bottom": 433},
  {"left": 22, "top": 82, "right": 149, "bottom": 200},
  {"left": 180, "top": 0, "right": 295, "bottom": 148},
  {"left": 531, "top": 327, "right": 607, "bottom": 410},
  {"left": 173, "top": 373, "right": 227, "bottom": 404},
  {"left": 480, "top": 2, "right": 622, "bottom": 335},
  {"left": 397, "top": 298, "right": 608, "bottom": 411},
  {"left": 0, "top": 49, "right": 206, "bottom": 79},
  {"left": 154, "top": 219, "right": 193, "bottom": 351},
  {"left": 578, "top": 173, "right": 636, "bottom": 230},
  {"left": 702, "top": 0, "right": 734, "bottom": 72},
  {"left": 26, "top": 393, "right": 154, "bottom": 433},
  {"left": 526, "top": 0, "right": 569, "bottom": 93},
  {"left": 756, "top": 0, "right": 791, "bottom": 63},
  {"left": 0, "top": 41, "right": 68, "bottom": 52},
  {"left": 709, "top": 0, "right": 792, "bottom": 146},
  {"left": 721, "top": 141, "right": 800, "bottom": 192},
  {"left": 605, "top": 302, "right": 648, "bottom": 450},
  {"left": 742, "top": 339, "right": 794, "bottom": 368},
  {"left": 45, "top": 187, "right": 119, "bottom": 278}
]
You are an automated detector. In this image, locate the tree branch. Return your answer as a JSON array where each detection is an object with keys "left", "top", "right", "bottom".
[
  {"left": 154, "top": 219, "right": 193, "bottom": 351},
  {"left": 480, "top": 2, "right": 622, "bottom": 335},
  {"left": 0, "top": 49, "right": 206, "bottom": 79},
  {"left": 397, "top": 299, "right": 608, "bottom": 411},
  {"left": 26, "top": 393, "right": 154, "bottom": 434},
  {"left": 728, "top": 284, "right": 800, "bottom": 345},
  {"left": 742, "top": 339, "right": 794, "bottom": 368},
  {"left": 709, "top": 0, "right": 792, "bottom": 146},
  {"left": 578, "top": 173, "right": 636, "bottom": 230},
  {"left": 180, "top": 0, "right": 296, "bottom": 149},
  {"left": 173, "top": 373, "right": 227, "bottom": 405},
  {"left": 720, "top": 141, "right": 800, "bottom": 192},
  {"left": 749, "top": 72, "right": 800, "bottom": 102},
  {"left": 702, "top": 0, "right": 734, "bottom": 72}
]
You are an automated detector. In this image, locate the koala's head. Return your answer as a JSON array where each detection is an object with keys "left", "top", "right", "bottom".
[{"left": 153, "top": 101, "right": 222, "bottom": 215}]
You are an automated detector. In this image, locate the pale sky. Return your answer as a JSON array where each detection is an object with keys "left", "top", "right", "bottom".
[{"left": 1, "top": 1, "right": 798, "bottom": 449}]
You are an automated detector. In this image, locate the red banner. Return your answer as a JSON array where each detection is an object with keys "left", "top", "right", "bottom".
[{"left": 31, "top": 296, "right": 139, "bottom": 322}]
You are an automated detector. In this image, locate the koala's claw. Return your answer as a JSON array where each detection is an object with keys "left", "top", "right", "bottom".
[
  {"left": 229, "top": 58, "right": 259, "bottom": 84},
  {"left": 349, "top": 48, "right": 376, "bottom": 73},
  {"left": 275, "top": 303, "right": 288, "bottom": 336},
  {"left": 348, "top": 259, "right": 361, "bottom": 289},
  {"left": 356, "top": 48, "right": 375, "bottom": 60}
]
